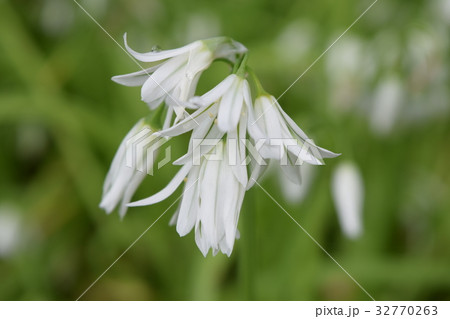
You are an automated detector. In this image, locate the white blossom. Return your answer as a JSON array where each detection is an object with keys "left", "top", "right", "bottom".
[
  {"left": 100, "top": 119, "right": 161, "bottom": 218},
  {"left": 249, "top": 94, "right": 339, "bottom": 184},
  {"left": 331, "top": 162, "right": 364, "bottom": 239},
  {"left": 112, "top": 35, "right": 247, "bottom": 114},
  {"left": 129, "top": 141, "right": 245, "bottom": 256}
]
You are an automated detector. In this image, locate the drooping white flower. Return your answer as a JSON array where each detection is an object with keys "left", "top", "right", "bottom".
[
  {"left": 129, "top": 140, "right": 245, "bottom": 256},
  {"left": 249, "top": 94, "right": 339, "bottom": 184},
  {"left": 331, "top": 161, "right": 364, "bottom": 239},
  {"left": 112, "top": 35, "right": 247, "bottom": 113},
  {"left": 100, "top": 118, "right": 163, "bottom": 218}
]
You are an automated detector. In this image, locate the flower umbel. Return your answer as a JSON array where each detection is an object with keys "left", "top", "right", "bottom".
[{"left": 100, "top": 35, "right": 340, "bottom": 256}]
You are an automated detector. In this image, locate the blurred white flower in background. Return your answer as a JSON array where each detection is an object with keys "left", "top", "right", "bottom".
[
  {"left": 0, "top": 205, "right": 22, "bottom": 258},
  {"left": 331, "top": 162, "right": 364, "bottom": 239},
  {"left": 274, "top": 20, "right": 316, "bottom": 65},
  {"left": 430, "top": 0, "right": 450, "bottom": 25},
  {"left": 369, "top": 75, "right": 404, "bottom": 136},
  {"left": 40, "top": 0, "right": 74, "bottom": 36},
  {"left": 403, "top": 24, "right": 450, "bottom": 126},
  {"left": 325, "top": 36, "right": 375, "bottom": 111}
]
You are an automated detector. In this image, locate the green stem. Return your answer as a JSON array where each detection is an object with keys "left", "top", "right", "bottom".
[
  {"left": 233, "top": 53, "right": 248, "bottom": 76},
  {"left": 247, "top": 67, "right": 267, "bottom": 96}
]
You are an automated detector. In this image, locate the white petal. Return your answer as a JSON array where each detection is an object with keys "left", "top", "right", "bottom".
[
  {"left": 192, "top": 74, "right": 236, "bottom": 107},
  {"left": 246, "top": 106, "right": 266, "bottom": 142},
  {"left": 287, "top": 144, "right": 325, "bottom": 166},
  {"left": 195, "top": 221, "right": 209, "bottom": 257},
  {"left": 217, "top": 77, "right": 243, "bottom": 132},
  {"left": 141, "top": 55, "right": 187, "bottom": 105},
  {"left": 185, "top": 72, "right": 202, "bottom": 101},
  {"left": 274, "top": 97, "right": 340, "bottom": 158},
  {"left": 255, "top": 97, "right": 288, "bottom": 160},
  {"left": 173, "top": 113, "right": 214, "bottom": 164},
  {"left": 124, "top": 33, "right": 199, "bottom": 62},
  {"left": 119, "top": 171, "right": 146, "bottom": 218},
  {"left": 184, "top": 49, "right": 213, "bottom": 86},
  {"left": 227, "top": 115, "right": 248, "bottom": 186},
  {"left": 111, "top": 65, "right": 159, "bottom": 87},
  {"left": 102, "top": 119, "right": 145, "bottom": 194},
  {"left": 128, "top": 163, "right": 192, "bottom": 207},
  {"left": 159, "top": 103, "right": 218, "bottom": 137},
  {"left": 176, "top": 165, "right": 201, "bottom": 236},
  {"left": 242, "top": 80, "right": 253, "bottom": 110},
  {"left": 169, "top": 209, "right": 179, "bottom": 226},
  {"left": 273, "top": 96, "right": 310, "bottom": 141},
  {"left": 198, "top": 150, "right": 221, "bottom": 247},
  {"left": 100, "top": 165, "right": 135, "bottom": 213},
  {"left": 175, "top": 123, "right": 225, "bottom": 166},
  {"left": 217, "top": 152, "right": 244, "bottom": 253},
  {"left": 246, "top": 157, "right": 269, "bottom": 190}
]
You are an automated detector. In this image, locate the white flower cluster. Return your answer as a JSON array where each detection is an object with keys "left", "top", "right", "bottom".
[{"left": 100, "top": 35, "right": 339, "bottom": 256}]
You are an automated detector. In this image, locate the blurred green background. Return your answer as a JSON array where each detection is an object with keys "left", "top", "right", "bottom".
[{"left": 1, "top": 0, "right": 450, "bottom": 300}]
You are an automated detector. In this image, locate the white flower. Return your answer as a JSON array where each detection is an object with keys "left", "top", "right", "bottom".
[
  {"left": 249, "top": 94, "right": 339, "bottom": 184},
  {"left": 112, "top": 35, "right": 247, "bottom": 113},
  {"left": 157, "top": 73, "right": 251, "bottom": 187},
  {"left": 331, "top": 161, "right": 364, "bottom": 239},
  {"left": 0, "top": 204, "right": 22, "bottom": 258},
  {"left": 100, "top": 119, "right": 162, "bottom": 218},
  {"left": 129, "top": 141, "right": 245, "bottom": 256},
  {"left": 369, "top": 76, "right": 403, "bottom": 136},
  {"left": 155, "top": 73, "right": 253, "bottom": 134}
]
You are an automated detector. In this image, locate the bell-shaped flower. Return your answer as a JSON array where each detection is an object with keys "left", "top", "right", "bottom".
[
  {"left": 100, "top": 119, "right": 163, "bottom": 218},
  {"left": 249, "top": 94, "right": 340, "bottom": 183},
  {"left": 129, "top": 140, "right": 246, "bottom": 256},
  {"left": 112, "top": 35, "right": 247, "bottom": 112}
]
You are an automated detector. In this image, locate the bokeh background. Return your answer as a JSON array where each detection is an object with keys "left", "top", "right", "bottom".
[{"left": 1, "top": 0, "right": 450, "bottom": 300}]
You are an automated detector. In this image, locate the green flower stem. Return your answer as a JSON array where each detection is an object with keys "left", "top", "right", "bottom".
[
  {"left": 233, "top": 53, "right": 248, "bottom": 76},
  {"left": 146, "top": 102, "right": 168, "bottom": 131},
  {"left": 247, "top": 67, "right": 267, "bottom": 96}
]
